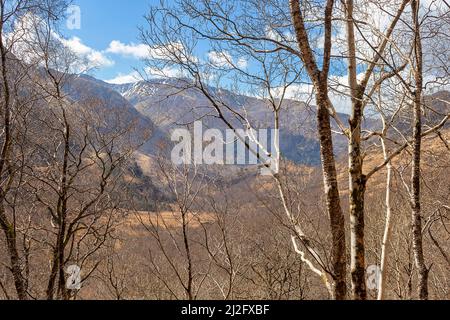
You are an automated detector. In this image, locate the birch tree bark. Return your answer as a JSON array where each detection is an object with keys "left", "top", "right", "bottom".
[
  {"left": 290, "top": 0, "right": 347, "bottom": 300},
  {"left": 410, "top": 0, "right": 429, "bottom": 300},
  {"left": 378, "top": 130, "right": 393, "bottom": 300},
  {"left": 342, "top": 0, "right": 410, "bottom": 299},
  {"left": 344, "top": 0, "right": 367, "bottom": 300}
]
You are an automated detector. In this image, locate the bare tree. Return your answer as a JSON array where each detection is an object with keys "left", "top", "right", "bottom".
[
  {"left": 0, "top": 0, "right": 69, "bottom": 300},
  {"left": 409, "top": 0, "right": 428, "bottom": 299},
  {"left": 141, "top": 0, "right": 349, "bottom": 299}
]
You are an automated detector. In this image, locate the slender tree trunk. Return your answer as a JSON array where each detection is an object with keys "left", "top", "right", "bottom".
[
  {"left": 411, "top": 82, "right": 428, "bottom": 301},
  {"left": 290, "top": 0, "right": 347, "bottom": 299},
  {"left": 57, "top": 223, "right": 68, "bottom": 300},
  {"left": 47, "top": 121, "right": 70, "bottom": 300},
  {"left": 0, "top": 206, "right": 28, "bottom": 300},
  {"left": 46, "top": 245, "right": 59, "bottom": 299},
  {"left": 181, "top": 209, "right": 194, "bottom": 300},
  {"left": 46, "top": 219, "right": 67, "bottom": 300},
  {"left": 378, "top": 138, "right": 393, "bottom": 300},
  {"left": 410, "top": 0, "right": 428, "bottom": 300},
  {"left": 348, "top": 103, "right": 367, "bottom": 300},
  {"left": 0, "top": 20, "right": 28, "bottom": 300},
  {"left": 345, "top": 0, "right": 367, "bottom": 300},
  {"left": 46, "top": 220, "right": 69, "bottom": 300},
  {"left": 317, "top": 92, "right": 347, "bottom": 300}
]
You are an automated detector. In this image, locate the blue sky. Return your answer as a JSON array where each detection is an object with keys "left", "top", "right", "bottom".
[
  {"left": 58, "top": 0, "right": 252, "bottom": 85},
  {"left": 62, "top": 0, "right": 159, "bottom": 83},
  {"left": 56, "top": 0, "right": 351, "bottom": 111}
]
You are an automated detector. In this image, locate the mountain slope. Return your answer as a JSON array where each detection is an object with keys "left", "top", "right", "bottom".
[{"left": 105, "top": 79, "right": 352, "bottom": 165}]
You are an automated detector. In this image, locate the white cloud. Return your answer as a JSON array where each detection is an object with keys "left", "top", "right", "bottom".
[
  {"left": 6, "top": 13, "right": 114, "bottom": 72},
  {"left": 60, "top": 36, "right": 115, "bottom": 69},
  {"left": 145, "top": 66, "right": 186, "bottom": 78},
  {"left": 237, "top": 58, "right": 248, "bottom": 69},
  {"left": 265, "top": 26, "right": 295, "bottom": 43},
  {"left": 208, "top": 51, "right": 232, "bottom": 67},
  {"left": 106, "top": 40, "right": 151, "bottom": 59},
  {"left": 208, "top": 51, "right": 248, "bottom": 69},
  {"left": 105, "top": 66, "right": 185, "bottom": 84},
  {"left": 105, "top": 71, "right": 142, "bottom": 84},
  {"left": 106, "top": 40, "right": 192, "bottom": 63}
]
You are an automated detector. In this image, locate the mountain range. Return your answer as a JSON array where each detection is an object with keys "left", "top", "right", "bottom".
[
  {"left": 70, "top": 75, "right": 354, "bottom": 166},
  {"left": 64, "top": 74, "right": 449, "bottom": 169}
]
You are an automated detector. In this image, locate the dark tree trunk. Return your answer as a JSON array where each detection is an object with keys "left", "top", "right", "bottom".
[
  {"left": 411, "top": 0, "right": 429, "bottom": 300},
  {"left": 290, "top": 0, "right": 347, "bottom": 299},
  {"left": 0, "top": 206, "right": 28, "bottom": 300},
  {"left": 317, "top": 91, "right": 347, "bottom": 300},
  {"left": 0, "top": 24, "right": 27, "bottom": 301},
  {"left": 345, "top": 0, "right": 367, "bottom": 300},
  {"left": 348, "top": 98, "right": 367, "bottom": 300}
]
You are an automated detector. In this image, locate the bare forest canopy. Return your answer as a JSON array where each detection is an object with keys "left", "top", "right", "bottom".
[{"left": 0, "top": 0, "right": 449, "bottom": 301}]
